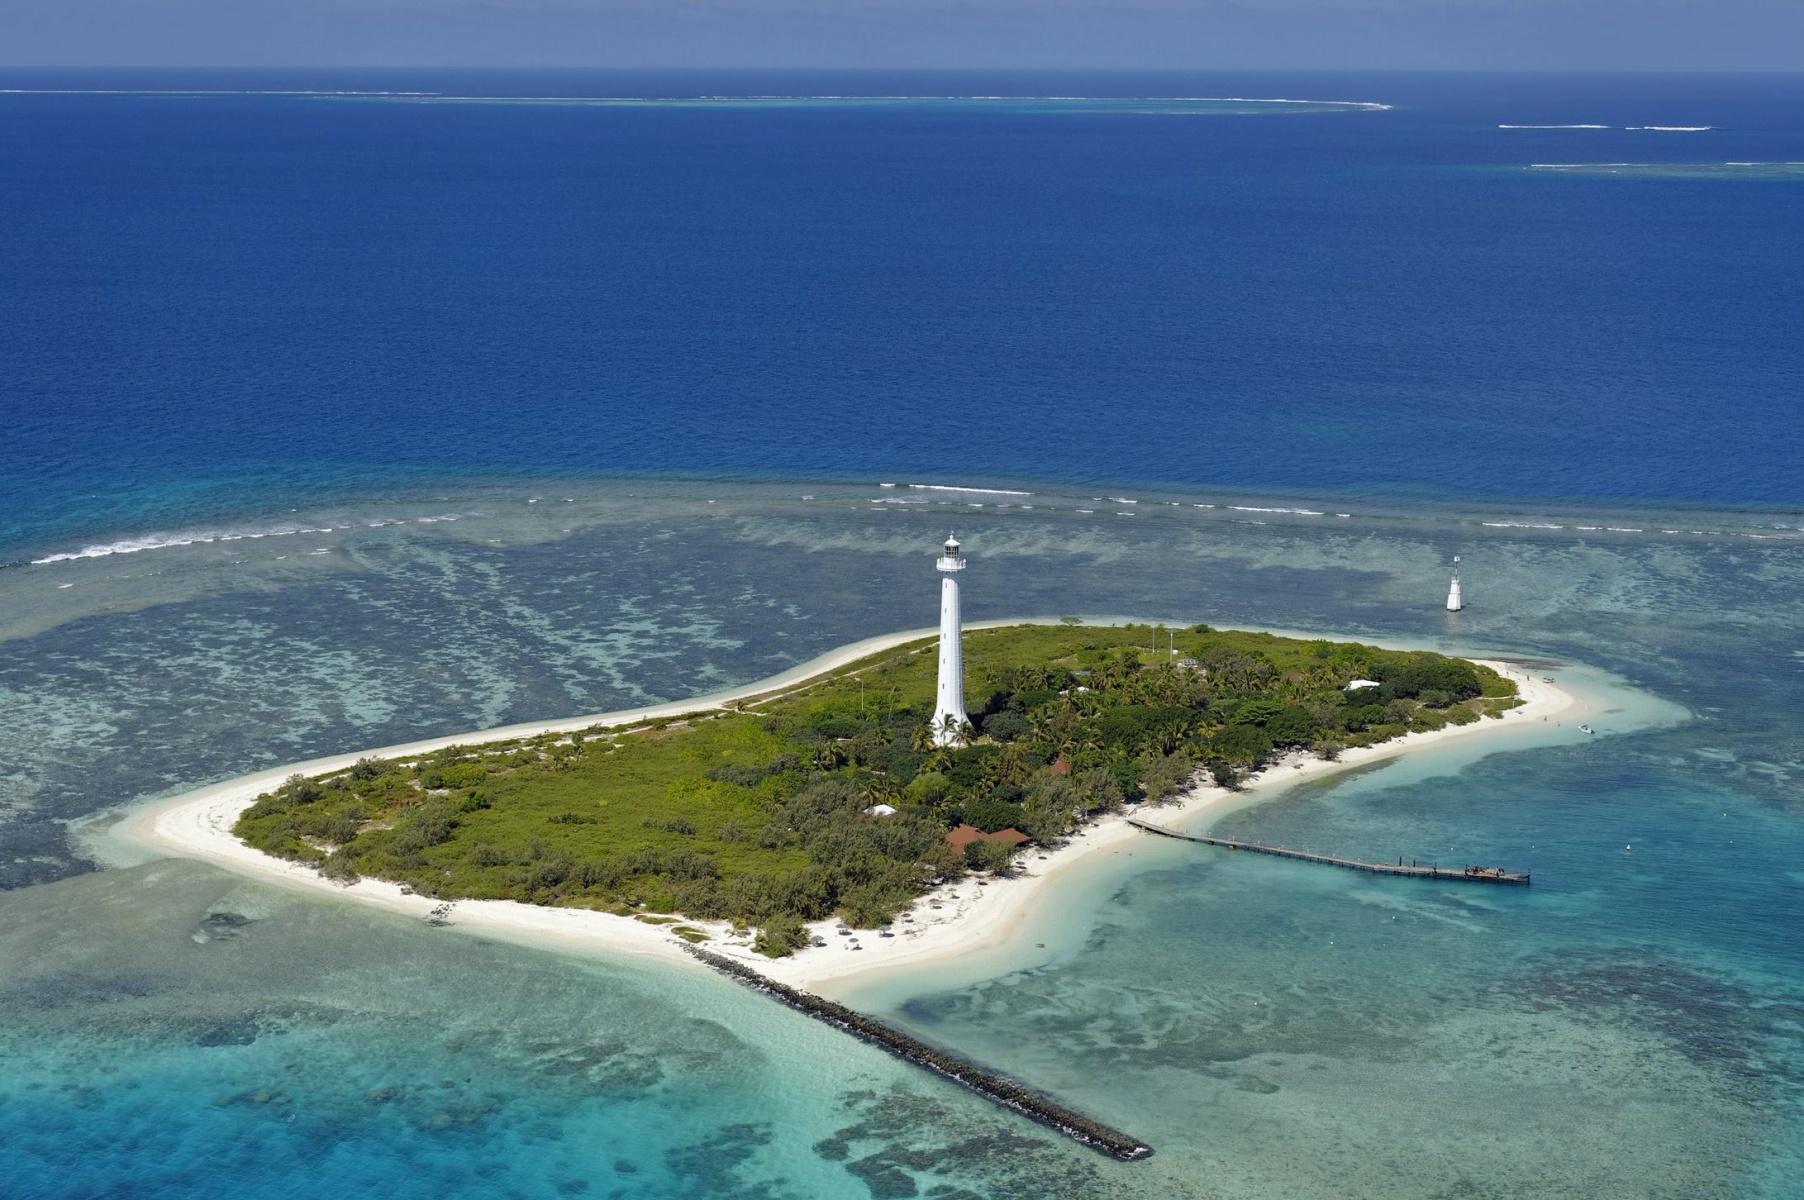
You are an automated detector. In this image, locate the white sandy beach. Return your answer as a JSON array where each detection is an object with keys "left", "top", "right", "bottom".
[{"left": 113, "top": 634, "right": 1589, "bottom": 999}]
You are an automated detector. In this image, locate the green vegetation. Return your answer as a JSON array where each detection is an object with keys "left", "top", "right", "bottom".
[{"left": 235, "top": 624, "right": 1517, "bottom": 953}]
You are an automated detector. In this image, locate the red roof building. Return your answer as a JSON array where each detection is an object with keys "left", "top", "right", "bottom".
[{"left": 945, "top": 824, "right": 1030, "bottom": 850}]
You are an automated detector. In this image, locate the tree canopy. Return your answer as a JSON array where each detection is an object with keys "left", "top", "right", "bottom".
[{"left": 235, "top": 624, "right": 1517, "bottom": 954}]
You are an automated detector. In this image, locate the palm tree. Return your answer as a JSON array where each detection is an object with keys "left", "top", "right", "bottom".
[
  {"left": 860, "top": 776, "right": 901, "bottom": 808},
  {"left": 1152, "top": 715, "right": 1191, "bottom": 756},
  {"left": 995, "top": 743, "right": 1030, "bottom": 787}
]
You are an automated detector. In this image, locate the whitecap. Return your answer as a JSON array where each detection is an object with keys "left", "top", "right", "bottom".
[
  {"left": 1229, "top": 505, "right": 1325, "bottom": 516},
  {"left": 906, "top": 483, "right": 1033, "bottom": 496},
  {"left": 33, "top": 524, "right": 325, "bottom": 564}
]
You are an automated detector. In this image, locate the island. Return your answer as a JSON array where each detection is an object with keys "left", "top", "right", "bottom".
[{"left": 231, "top": 621, "right": 1523, "bottom": 956}]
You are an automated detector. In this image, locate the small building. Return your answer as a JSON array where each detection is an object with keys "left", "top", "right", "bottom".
[
  {"left": 1345, "top": 679, "right": 1383, "bottom": 691},
  {"left": 945, "top": 824, "right": 1030, "bottom": 850},
  {"left": 862, "top": 803, "right": 898, "bottom": 817}
]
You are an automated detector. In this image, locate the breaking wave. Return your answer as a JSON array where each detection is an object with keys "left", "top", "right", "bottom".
[
  {"left": 1229, "top": 505, "right": 1326, "bottom": 516},
  {"left": 28, "top": 515, "right": 458, "bottom": 565},
  {"left": 905, "top": 484, "right": 1033, "bottom": 496}
]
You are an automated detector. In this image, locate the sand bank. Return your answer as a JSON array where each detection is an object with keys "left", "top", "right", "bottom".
[{"left": 113, "top": 633, "right": 1595, "bottom": 997}]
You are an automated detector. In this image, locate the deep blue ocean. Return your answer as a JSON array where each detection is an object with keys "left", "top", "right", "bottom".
[
  {"left": 3, "top": 70, "right": 1803, "bottom": 556},
  {"left": 1, "top": 71, "right": 1801, "bottom": 1199}
]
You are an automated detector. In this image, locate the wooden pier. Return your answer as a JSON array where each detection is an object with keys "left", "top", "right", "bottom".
[
  {"left": 1128, "top": 818, "right": 1530, "bottom": 885},
  {"left": 685, "top": 946, "right": 1153, "bottom": 1160}
]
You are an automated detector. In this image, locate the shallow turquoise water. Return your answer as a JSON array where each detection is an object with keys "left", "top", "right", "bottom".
[{"left": 2, "top": 482, "right": 1801, "bottom": 1197}]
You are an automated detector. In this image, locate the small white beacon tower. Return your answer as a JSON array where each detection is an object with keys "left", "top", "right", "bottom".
[
  {"left": 1446, "top": 556, "right": 1464, "bottom": 612},
  {"left": 931, "top": 533, "right": 969, "bottom": 746}
]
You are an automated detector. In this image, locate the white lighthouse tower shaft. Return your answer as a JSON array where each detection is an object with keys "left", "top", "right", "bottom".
[
  {"left": 1446, "top": 556, "right": 1464, "bottom": 612},
  {"left": 931, "top": 534, "right": 968, "bottom": 746}
]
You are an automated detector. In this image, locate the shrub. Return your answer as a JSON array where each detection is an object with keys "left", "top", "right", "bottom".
[
  {"left": 671, "top": 878, "right": 726, "bottom": 919},
  {"left": 349, "top": 756, "right": 392, "bottom": 781},
  {"left": 904, "top": 772, "right": 951, "bottom": 805},
  {"left": 470, "top": 844, "right": 510, "bottom": 867},
  {"left": 320, "top": 851, "right": 361, "bottom": 883},
  {"left": 660, "top": 850, "right": 721, "bottom": 881},
  {"left": 810, "top": 714, "right": 863, "bottom": 740},
  {"left": 283, "top": 774, "right": 324, "bottom": 805},
  {"left": 530, "top": 856, "right": 572, "bottom": 890},
  {"left": 981, "top": 711, "right": 1033, "bottom": 742},
  {"left": 1226, "top": 699, "right": 1285, "bottom": 727},
  {"left": 707, "top": 763, "right": 767, "bottom": 787},
  {"left": 1140, "top": 752, "right": 1194, "bottom": 803},
  {"left": 838, "top": 883, "right": 903, "bottom": 928},
  {"left": 576, "top": 858, "right": 624, "bottom": 888},
  {"left": 1371, "top": 654, "right": 1482, "bottom": 702},
  {"left": 1107, "top": 758, "right": 1145, "bottom": 802},
  {"left": 964, "top": 840, "right": 1016, "bottom": 874},
  {"left": 1213, "top": 725, "right": 1273, "bottom": 766},
  {"left": 945, "top": 746, "right": 1000, "bottom": 789},
  {"left": 1411, "top": 708, "right": 1449, "bottom": 732},
  {"left": 1265, "top": 706, "right": 1319, "bottom": 745},
  {"left": 755, "top": 914, "right": 810, "bottom": 957},
  {"left": 1075, "top": 767, "right": 1124, "bottom": 814},
  {"left": 961, "top": 799, "right": 1025, "bottom": 834},
  {"left": 394, "top": 803, "right": 456, "bottom": 853}
]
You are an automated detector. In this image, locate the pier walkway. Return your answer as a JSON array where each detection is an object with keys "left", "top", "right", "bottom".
[
  {"left": 685, "top": 946, "right": 1153, "bottom": 1160},
  {"left": 1128, "top": 817, "right": 1530, "bottom": 885}
]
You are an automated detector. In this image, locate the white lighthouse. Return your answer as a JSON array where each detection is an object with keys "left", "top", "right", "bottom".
[
  {"left": 1446, "top": 556, "right": 1464, "bottom": 612},
  {"left": 930, "top": 533, "right": 969, "bottom": 746}
]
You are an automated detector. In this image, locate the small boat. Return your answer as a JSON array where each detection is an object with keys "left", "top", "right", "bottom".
[
  {"left": 1542, "top": 676, "right": 1557, "bottom": 683},
  {"left": 1579, "top": 724, "right": 1595, "bottom": 734}
]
